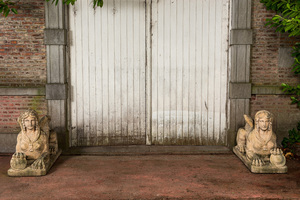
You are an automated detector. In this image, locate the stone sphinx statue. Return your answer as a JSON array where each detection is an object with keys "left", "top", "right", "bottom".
[
  {"left": 8, "top": 109, "right": 61, "bottom": 176},
  {"left": 233, "top": 110, "right": 287, "bottom": 173}
]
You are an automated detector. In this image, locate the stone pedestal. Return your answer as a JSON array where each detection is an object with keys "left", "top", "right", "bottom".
[
  {"left": 233, "top": 146, "right": 287, "bottom": 173},
  {"left": 8, "top": 149, "right": 62, "bottom": 177}
]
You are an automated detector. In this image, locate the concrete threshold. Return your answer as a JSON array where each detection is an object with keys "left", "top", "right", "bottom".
[{"left": 63, "top": 145, "right": 231, "bottom": 156}]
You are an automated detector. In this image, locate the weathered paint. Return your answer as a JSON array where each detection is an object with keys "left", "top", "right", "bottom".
[
  {"left": 69, "top": 0, "right": 229, "bottom": 146},
  {"left": 151, "top": 0, "right": 229, "bottom": 145},
  {"left": 69, "top": 0, "right": 146, "bottom": 146}
]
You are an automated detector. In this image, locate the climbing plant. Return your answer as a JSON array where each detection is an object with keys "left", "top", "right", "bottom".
[
  {"left": 0, "top": 0, "right": 104, "bottom": 17},
  {"left": 260, "top": 0, "right": 300, "bottom": 107}
]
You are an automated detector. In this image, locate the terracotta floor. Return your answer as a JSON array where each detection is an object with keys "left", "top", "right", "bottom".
[{"left": 0, "top": 154, "right": 299, "bottom": 200}]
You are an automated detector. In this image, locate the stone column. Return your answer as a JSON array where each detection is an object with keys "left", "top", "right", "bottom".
[
  {"left": 228, "top": 0, "right": 253, "bottom": 147},
  {"left": 44, "top": 1, "right": 68, "bottom": 149}
]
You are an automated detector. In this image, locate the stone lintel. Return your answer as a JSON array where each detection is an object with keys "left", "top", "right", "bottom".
[
  {"left": 44, "top": 29, "right": 67, "bottom": 45},
  {"left": 0, "top": 87, "right": 45, "bottom": 96},
  {"left": 252, "top": 86, "right": 284, "bottom": 95},
  {"left": 229, "top": 83, "right": 251, "bottom": 99},
  {"left": 230, "top": 29, "right": 253, "bottom": 45},
  {"left": 46, "top": 84, "right": 67, "bottom": 100}
]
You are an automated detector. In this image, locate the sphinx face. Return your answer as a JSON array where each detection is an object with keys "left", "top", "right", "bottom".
[
  {"left": 24, "top": 116, "right": 37, "bottom": 131},
  {"left": 258, "top": 117, "right": 270, "bottom": 131}
]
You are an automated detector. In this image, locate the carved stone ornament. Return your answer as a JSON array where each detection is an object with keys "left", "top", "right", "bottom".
[
  {"left": 7, "top": 109, "right": 61, "bottom": 176},
  {"left": 233, "top": 110, "right": 287, "bottom": 173}
]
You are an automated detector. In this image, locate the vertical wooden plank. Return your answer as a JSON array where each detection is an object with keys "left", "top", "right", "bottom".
[
  {"left": 107, "top": 0, "right": 116, "bottom": 144},
  {"left": 157, "top": 0, "right": 164, "bottom": 144},
  {"left": 133, "top": 0, "right": 140, "bottom": 143},
  {"left": 214, "top": 0, "right": 222, "bottom": 143},
  {"left": 101, "top": 1, "right": 109, "bottom": 144},
  {"left": 148, "top": 0, "right": 158, "bottom": 143},
  {"left": 95, "top": 4, "right": 103, "bottom": 145},
  {"left": 182, "top": 0, "right": 189, "bottom": 144},
  {"left": 220, "top": 0, "right": 230, "bottom": 144},
  {"left": 207, "top": 0, "right": 216, "bottom": 143},
  {"left": 146, "top": 0, "right": 152, "bottom": 145},
  {"left": 140, "top": 0, "right": 146, "bottom": 144},
  {"left": 195, "top": 0, "right": 203, "bottom": 144},
  {"left": 75, "top": 0, "right": 84, "bottom": 146},
  {"left": 189, "top": 0, "right": 196, "bottom": 144},
  {"left": 120, "top": 0, "right": 128, "bottom": 144},
  {"left": 127, "top": 0, "right": 134, "bottom": 143},
  {"left": 88, "top": 2, "right": 96, "bottom": 145},
  {"left": 114, "top": 0, "right": 122, "bottom": 143},
  {"left": 170, "top": 0, "right": 177, "bottom": 142},
  {"left": 163, "top": 0, "right": 171, "bottom": 143},
  {"left": 176, "top": 0, "right": 184, "bottom": 143},
  {"left": 201, "top": 0, "right": 209, "bottom": 145},
  {"left": 70, "top": 4, "right": 77, "bottom": 146},
  {"left": 81, "top": 0, "right": 90, "bottom": 146}
]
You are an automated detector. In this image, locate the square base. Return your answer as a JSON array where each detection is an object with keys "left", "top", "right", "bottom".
[
  {"left": 233, "top": 146, "right": 287, "bottom": 173},
  {"left": 7, "top": 149, "right": 62, "bottom": 177}
]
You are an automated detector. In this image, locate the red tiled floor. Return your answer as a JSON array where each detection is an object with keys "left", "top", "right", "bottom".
[{"left": 0, "top": 154, "right": 299, "bottom": 199}]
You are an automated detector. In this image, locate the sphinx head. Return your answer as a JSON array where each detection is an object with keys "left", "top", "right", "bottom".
[
  {"left": 255, "top": 110, "right": 273, "bottom": 132},
  {"left": 19, "top": 109, "right": 39, "bottom": 131}
]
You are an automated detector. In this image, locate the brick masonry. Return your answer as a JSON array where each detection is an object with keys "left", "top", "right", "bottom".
[
  {"left": 0, "top": 96, "right": 47, "bottom": 133},
  {"left": 252, "top": 0, "right": 300, "bottom": 142},
  {"left": 0, "top": 0, "right": 46, "bottom": 87},
  {"left": 0, "top": 0, "right": 47, "bottom": 135}
]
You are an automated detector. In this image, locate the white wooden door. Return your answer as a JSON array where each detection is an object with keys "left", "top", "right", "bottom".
[
  {"left": 69, "top": 0, "right": 229, "bottom": 146},
  {"left": 151, "top": 0, "right": 229, "bottom": 145},
  {"left": 69, "top": 0, "right": 146, "bottom": 146}
]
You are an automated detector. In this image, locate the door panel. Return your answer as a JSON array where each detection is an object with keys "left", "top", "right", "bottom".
[
  {"left": 151, "top": 0, "right": 229, "bottom": 145},
  {"left": 70, "top": 0, "right": 146, "bottom": 146}
]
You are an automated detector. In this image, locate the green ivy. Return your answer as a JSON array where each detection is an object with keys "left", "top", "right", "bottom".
[
  {"left": 261, "top": 0, "right": 300, "bottom": 107},
  {"left": 281, "top": 122, "right": 300, "bottom": 150},
  {"left": 0, "top": 0, "right": 17, "bottom": 17}
]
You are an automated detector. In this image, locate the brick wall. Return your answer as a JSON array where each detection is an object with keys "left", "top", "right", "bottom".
[
  {"left": 251, "top": 0, "right": 300, "bottom": 143},
  {"left": 0, "top": 0, "right": 46, "bottom": 86},
  {"left": 0, "top": 0, "right": 47, "bottom": 135},
  {"left": 0, "top": 96, "right": 47, "bottom": 133}
]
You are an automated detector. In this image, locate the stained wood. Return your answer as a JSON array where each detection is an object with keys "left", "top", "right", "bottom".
[
  {"left": 151, "top": 0, "right": 229, "bottom": 145},
  {"left": 70, "top": 0, "right": 146, "bottom": 146}
]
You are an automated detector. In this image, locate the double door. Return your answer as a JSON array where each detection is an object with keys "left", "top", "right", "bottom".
[{"left": 69, "top": 0, "right": 229, "bottom": 146}]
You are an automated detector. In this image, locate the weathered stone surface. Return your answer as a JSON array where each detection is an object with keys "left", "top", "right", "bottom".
[
  {"left": 7, "top": 109, "right": 61, "bottom": 176},
  {"left": 278, "top": 47, "right": 294, "bottom": 68},
  {"left": 44, "top": 29, "right": 67, "bottom": 45},
  {"left": 233, "top": 110, "right": 288, "bottom": 173},
  {"left": 46, "top": 84, "right": 67, "bottom": 100},
  {"left": 233, "top": 146, "right": 287, "bottom": 173},
  {"left": 8, "top": 149, "right": 61, "bottom": 176}
]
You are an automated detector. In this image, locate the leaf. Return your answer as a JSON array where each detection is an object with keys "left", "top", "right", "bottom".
[{"left": 11, "top": 8, "right": 17, "bottom": 14}]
